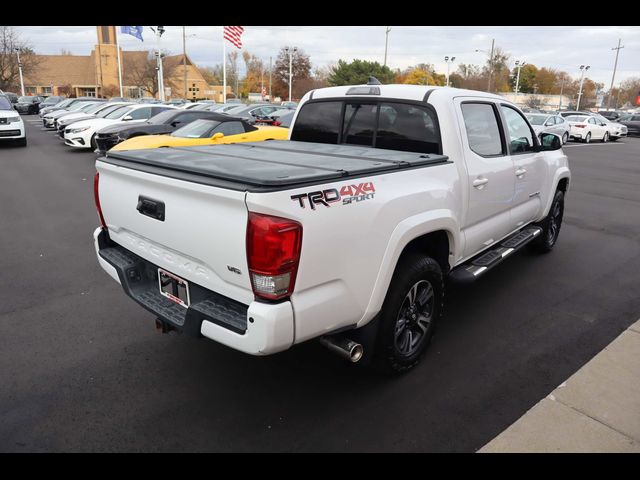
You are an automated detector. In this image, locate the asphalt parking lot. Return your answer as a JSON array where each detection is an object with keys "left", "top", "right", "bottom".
[{"left": 1, "top": 118, "right": 640, "bottom": 452}]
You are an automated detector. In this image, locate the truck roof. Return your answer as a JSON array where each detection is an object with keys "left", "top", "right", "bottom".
[
  {"left": 103, "top": 141, "right": 449, "bottom": 192},
  {"left": 307, "top": 84, "right": 506, "bottom": 103}
]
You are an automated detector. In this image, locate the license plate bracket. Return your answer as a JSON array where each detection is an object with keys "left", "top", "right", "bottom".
[{"left": 158, "top": 268, "right": 191, "bottom": 308}]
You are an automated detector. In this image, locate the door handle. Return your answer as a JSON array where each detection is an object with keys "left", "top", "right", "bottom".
[
  {"left": 515, "top": 168, "right": 527, "bottom": 178},
  {"left": 473, "top": 177, "right": 489, "bottom": 189}
]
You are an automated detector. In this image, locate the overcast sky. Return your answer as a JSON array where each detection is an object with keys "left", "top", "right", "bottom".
[{"left": 15, "top": 26, "right": 640, "bottom": 87}]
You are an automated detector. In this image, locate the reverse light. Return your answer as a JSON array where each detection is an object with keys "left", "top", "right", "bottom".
[
  {"left": 246, "top": 212, "right": 302, "bottom": 301},
  {"left": 93, "top": 172, "right": 107, "bottom": 229}
]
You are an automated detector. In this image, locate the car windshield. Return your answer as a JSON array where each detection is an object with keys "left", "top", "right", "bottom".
[
  {"left": 0, "top": 96, "right": 12, "bottom": 110},
  {"left": 43, "top": 97, "right": 60, "bottom": 104},
  {"left": 104, "top": 105, "right": 132, "bottom": 119},
  {"left": 80, "top": 103, "right": 102, "bottom": 112},
  {"left": 526, "top": 115, "right": 548, "bottom": 125},
  {"left": 147, "top": 110, "right": 178, "bottom": 125},
  {"left": 171, "top": 119, "right": 222, "bottom": 138},
  {"left": 54, "top": 99, "right": 73, "bottom": 109},
  {"left": 68, "top": 102, "right": 91, "bottom": 111},
  {"left": 566, "top": 116, "right": 588, "bottom": 122},
  {"left": 96, "top": 104, "right": 125, "bottom": 118},
  {"left": 18, "top": 96, "right": 34, "bottom": 103}
]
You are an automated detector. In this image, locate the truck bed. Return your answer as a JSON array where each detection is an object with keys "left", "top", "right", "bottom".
[{"left": 102, "top": 141, "right": 450, "bottom": 192}]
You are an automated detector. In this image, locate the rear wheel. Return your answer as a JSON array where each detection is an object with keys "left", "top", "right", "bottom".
[
  {"left": 373, "top": 253, "right": 443, "bottom": 374},
  {"left": 583, "top": 132, "right": 591, "bottom": 143}
]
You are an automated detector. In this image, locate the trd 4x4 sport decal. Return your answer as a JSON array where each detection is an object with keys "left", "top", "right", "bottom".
[{"left": 291, "top": 182, "right": 375, "bottom": 210}]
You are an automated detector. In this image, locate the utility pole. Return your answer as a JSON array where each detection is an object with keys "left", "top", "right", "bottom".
[
  {"left": 384, "top": 26, "right": 392, "bottom": 67},
  {"left": 607, "top": 38, "right": 624, "bottom": 110},
  {"left": 15, "top": 48, "right": 25, "bottom": 96},
  {"left": 576, "top": 65, "right": 590, "bottom": 111},
  {"left": 183, "top": 26, "right": 187, "bottom": 100},
  {"left": 487, "top": 38, "right": 495, "bottom": 92},
  {"left": 152, "top": 26, "right": 166, "bottom": 101},
  {"left": 269, "top": 56, "right": 272, "bottom": 101},
  {"left": 558, "top": 74, "right": 566, "bottom": 111}
]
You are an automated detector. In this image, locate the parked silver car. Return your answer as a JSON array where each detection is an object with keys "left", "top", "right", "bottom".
[{"left": 526, "top": 113, "right": 571, "bottom": 144}]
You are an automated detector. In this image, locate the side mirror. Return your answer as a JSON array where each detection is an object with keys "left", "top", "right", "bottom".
[
  {"left": 538, "top": 132, "right": 562, "bottom": 151},
  {"left": 212, "top": 132, "right": 224, "bottom": 140},
  {"left": 171, "top": 121, "right": 180, "bottom": 127},
  {"left": 600, "top": 122, "right": 607, "bottom": 126},
  {"left": 123, "top": 115, "right": 133, "bottom": 121},
  {"left": 545, "top": 121, "right": 554, "bottom": 126}
]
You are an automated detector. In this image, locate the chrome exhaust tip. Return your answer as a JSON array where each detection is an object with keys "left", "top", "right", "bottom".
[{"left": 319, "top": 335, "right": 364, "bottom": 363}]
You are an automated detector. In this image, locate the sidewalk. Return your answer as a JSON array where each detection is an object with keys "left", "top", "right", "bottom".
[{"left": 479, "top": 319, "right": 640, "bottom": 453}]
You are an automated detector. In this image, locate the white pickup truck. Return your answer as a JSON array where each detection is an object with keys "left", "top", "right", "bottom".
[{"left": 93, "top": 82, "right": 571, "bottom": 373}]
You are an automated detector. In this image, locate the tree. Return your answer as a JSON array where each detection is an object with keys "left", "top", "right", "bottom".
[
  {"left": 483, "top": 47, "right": 511, "bottom": 92},
  {"left": 101, "top": 84, "right": 119, "bottom": 98},
  {"left": 510, "top": 63, "right": 538, "bottom": 93},
  {"left": 617, "top": 77, "right": 640, "bottom": 108},
  {"left": 327, "top": 59, "right": 395, "bottom": 87},
  {"left": 525, "top": 96, "right": 542, "bottom": 109},
  {"left": 123, "top": 51, "right": 180, "bottom": 98},
  {"left": 57, "top": 84, "right": 73, "bottom": 97},
  {"left": 0, "top": 26, "right": 40, "bottom": 91},
  {"left": 399, "top": 64, "right": 445, "bottom": 86},
  {"left": 272, "top": 47, "right": 312, "bottom": 100},
  {"left": 200, "top": 65, "right": 223, "bottom": 85},
  {"left": 240, "top": 50, "right": 266, "bottom": 98}
]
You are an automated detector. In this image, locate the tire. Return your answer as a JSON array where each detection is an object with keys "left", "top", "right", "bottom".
[
  {"left": 15, "top": 137, "right": 27, "bottom": 147},
  {"left": 583, "top": 132, "right": 591, "bottom": 143},
  {"left": 90, "top": 134, "right": 97, "bottom": 151},
  {"left": 373, "top": 253, "right": 444, "bottom": 374},
  {"left": 562, "top": 132, "right": 569, "bottom": 144},
  {"left": 601, "top": 132, "right": 609, "bottom": 143},
  {"left": 529, "top": 189, "right": 564, "bottom": 254}
]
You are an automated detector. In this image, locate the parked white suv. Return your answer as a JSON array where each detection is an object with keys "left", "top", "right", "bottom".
[
  {"left": 93, "top": 83, "right": 570, "bottom": 373},
  {"left": 0, "top": 95, "right": 26, "bottom": 146}
]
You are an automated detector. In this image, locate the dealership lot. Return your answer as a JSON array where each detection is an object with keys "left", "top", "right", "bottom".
[{"left": 1, "top": 119, "right": 639, "bottom": 452}]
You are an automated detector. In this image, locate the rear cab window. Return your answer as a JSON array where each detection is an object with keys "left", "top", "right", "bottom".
[{"left": 291, "top": 99, "right": 441, "bottom": 154}]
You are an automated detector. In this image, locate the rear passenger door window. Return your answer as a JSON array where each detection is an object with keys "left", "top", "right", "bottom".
[
  {"left": 128, "top": 107, "right": 153, "bottom": 120},
  {"left": 460, "top": 103, "right": 504, "bottom": 156}
]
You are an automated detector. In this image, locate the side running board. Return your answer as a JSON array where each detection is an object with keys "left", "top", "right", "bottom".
[{"left": 449, "top": 226, "right": 542, "bottom": 283}]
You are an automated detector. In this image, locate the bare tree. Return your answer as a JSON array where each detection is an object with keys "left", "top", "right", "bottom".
[
  {"left": 226, "top": 50, "right": 240, "bottom": 99},
  {"left": 123, "top": 51, "right": 180, "bottom": 98},
  {"left": 0, "top": 26, "right": 40, "bottom": 91}
]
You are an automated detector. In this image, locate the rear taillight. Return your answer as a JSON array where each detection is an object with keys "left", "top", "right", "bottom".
[
  {"left": 246, "top": 212, "right": 302, "bottom": 301},
  {"left": 575, "top": 124, "right": 586, "bottom": 128},
  {"left": 94, "top": 172, "right": 107, "bottom": 229},
  {"left": 273, "top": 121, "right": 282, "bottom": 126}
]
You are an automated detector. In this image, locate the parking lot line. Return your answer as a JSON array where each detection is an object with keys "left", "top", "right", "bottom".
[{"left": 564, "top": 143, "right": 626, "bottom": 148}]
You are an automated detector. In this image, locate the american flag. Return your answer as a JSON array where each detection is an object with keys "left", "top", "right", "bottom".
[{"left": 223, "top": 26, "right": 244, "bottom": 49}]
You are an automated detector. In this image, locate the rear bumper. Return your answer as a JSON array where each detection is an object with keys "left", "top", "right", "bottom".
[{"left": 93, "top": 227, "right": 294, "bottom": 355}]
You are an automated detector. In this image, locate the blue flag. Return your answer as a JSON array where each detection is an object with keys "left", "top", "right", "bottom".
[{"left": 120, "top": 26, "right": 143, "bottom": 41}]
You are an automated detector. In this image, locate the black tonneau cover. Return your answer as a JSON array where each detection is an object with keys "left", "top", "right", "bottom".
[{"left": 102, "top": 141, "right": 450, "bottom": 192}]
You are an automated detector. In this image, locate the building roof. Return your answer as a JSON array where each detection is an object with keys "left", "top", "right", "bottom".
[{"left": 23, "top": 54, "right": 96, "bottom": 86}]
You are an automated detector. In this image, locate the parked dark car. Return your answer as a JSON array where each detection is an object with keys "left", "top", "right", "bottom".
[
  {"left": 39, "top": 96, "right": 105, "bottom": 117},
  {"left": 94, "top": 108, "right": 225, "bottom": 154},
  {"left": 254, "top": 108, "right": 296, "bottom": 127},
  {"left": 222, "top": 104, "right": 281, "bottom": 124},
  {"left": 3, "top": 92, "right": 19, "bottom": 106},
  {"left": 39, "top": 95, "right": 64, "bottom": 108},
  {"left": 598, "top": 111, "right": 624, "bottom": 121},
  {"left": 618, "top": 114, "right": 640, "bottom": 136},
  {"left": 15, "top": 96, "right": 44, "bottom": 114}
]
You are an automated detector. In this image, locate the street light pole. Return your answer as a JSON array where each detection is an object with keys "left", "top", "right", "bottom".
[
  {"left": 269, "top": 56, "right": 272, "bottom": 101},
  {"left": 15, "top": 48, "right": 25, "bottom": 96},
  {"left": 444, "top": 56, "right": 455, "bottom": 87},
  {"left": 384, "top": 26, "right": 391, "bottom": 67},
  {"left": 558, "top": 74, "right": 566, "bottom": 111},
  {"left": 576, "top": 65, "right": 590, "bottom": 111},
  {"left": 183, "top": 26, "right": 187, "bottom": 100},
  {"left": 607, "top": 38, "right": 624, "bottom": 110},
  {"left": 514, "top": 60, "right": 525, "bottom": 98},
  {"left": 153, "top": 26, "right": 166, "bottom": 101},
  {"left": 285, "top": 46, "right": 297, "bottom": 102}
]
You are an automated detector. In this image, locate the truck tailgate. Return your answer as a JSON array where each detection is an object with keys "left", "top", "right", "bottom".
[{"left": 96, "top": 160, "right": 253, "bottom": 306}]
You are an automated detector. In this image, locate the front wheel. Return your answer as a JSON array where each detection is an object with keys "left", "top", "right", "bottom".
[
  {"left": 373, "top": 253, "right": 443, "bottom": 374},
  {"left": 90, "top": 134, "right": 97, "bottom": 151},
  {"left": 583, "top": 132, "right": 591, "bottom": 143},
  {"left": 601, "top": 132, "right": 609, "bottom": 143},
  {"left": 529, "top": 190, "right": 564, "bottom": 253}
]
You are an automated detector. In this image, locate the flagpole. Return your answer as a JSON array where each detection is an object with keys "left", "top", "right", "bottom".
[
  {"left": 115, "top": 27, "right": 124, "bottom": 97},
  {"left": 222, "top": 26, "right": 226, "bottom": 104}
]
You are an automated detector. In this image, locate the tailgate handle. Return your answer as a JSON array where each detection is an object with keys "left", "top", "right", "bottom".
[{"left": 136, "top": 196, "right": 165, "bottom": 221}]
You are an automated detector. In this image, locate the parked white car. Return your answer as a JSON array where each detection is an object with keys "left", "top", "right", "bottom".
[
  {"left": 0, "top": 94, "right": 26, "bottom": 146},
  {"left": 525, "top": 113, "right": 571, "bottom": 144},
  {"left": 590, "top": 113, "right": 628, "bottom": 141},
  {"left": 566, "top": 115, "right": 610, "bottom": 143},
  {"left": 63, "top": 104, "right": 178, "bottom": 149}
]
